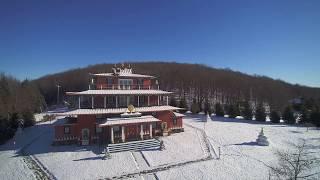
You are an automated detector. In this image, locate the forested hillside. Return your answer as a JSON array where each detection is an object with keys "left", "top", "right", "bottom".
[
  {"left": 34, "top": 62, "right": 320, "bottom": 111},
  {"left": 0, "top": 74, "right": 46, "bottom": 143}
]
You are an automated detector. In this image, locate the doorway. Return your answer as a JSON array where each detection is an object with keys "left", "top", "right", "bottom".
[{"left": 81, "top": 128, "right": 90, "bottom": 145}]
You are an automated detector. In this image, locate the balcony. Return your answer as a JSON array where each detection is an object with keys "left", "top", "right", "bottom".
[{"left": 91, "top": 84, "right": 159, "bottom": 90}]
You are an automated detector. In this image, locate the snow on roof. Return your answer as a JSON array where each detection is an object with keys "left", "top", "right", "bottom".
[
  {"left": 57, "top": 105, "right": 181, "bottom": 115},
  {"left": 66, "top": 89, "right": 172, "bottom": 95},
  {"left": 173, "top": 112, "right": 185, "bottom": 117},
  {"left": 98, "top": 115, "right": 160, "bottom": 126},
  {"left": 92, "top": 73, "right": 155, "bottom": 78}
]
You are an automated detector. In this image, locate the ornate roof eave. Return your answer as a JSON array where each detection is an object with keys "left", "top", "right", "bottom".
[
  {"left": 89, "top": 73, "right": 156, "bottom": 79},
  {"left": 66, "top": 89, "right": 173, "bottom": 96},
  {"left": 53, "top": 105, "right": 182, "bottom": 116}
]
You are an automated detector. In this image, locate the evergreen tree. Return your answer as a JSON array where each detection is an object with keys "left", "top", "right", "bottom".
[
  {"left": 299, "top": 106, "right": 310, "bottom": 124},
  {"left": 178, "top": 98, "right": 188, "bottom": 113},
  {"left": 304, "top": 98, "right": 317, "bottom": 110},
  {"left": 215, "top": 103, "right": 224, "bottom": 117},
  {"left": 198, "top": 100, "right": 203, "bottom": 113},
  {"left": 270, "top": 110, "right": 280, "bottom": 123},
  {"left": 310, "top": 109, "right": 320, "bottom": 127},
  {"left": 227, "top": 104, "right": 239, "bottom": 118},
  {"left": 0, "top": 115, "right": 15, "bottom": 144},
  {"left": 169, "top": 97, "right": 177, "bottom": 107},
  {"left": 223, "top": 104, "right": 229, "bottom": 115},
  {"left": 22, "top": 110, "right": 35, "bottom": 127},
  {"left": 191, "top": 98, "right": 200, "bottom": 114},
  {"left": 9, "top": 112, "right": 20, "bottom": 130},
  {"left": 283, "top": 106, "right": 295, "bottom": 124},
  {"left": 255, "top": 103, "right": 266, "bottom": 122},
  {"left": 242, "top": 101, "right": 253, "bottom": 120},
  {"left": 204, "top": 99, "right": 212, "bottom": 115}
]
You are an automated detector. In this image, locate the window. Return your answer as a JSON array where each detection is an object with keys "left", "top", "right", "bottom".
[
  {"left": 119, "top": 79, "right": 133, "bottom": 89},
  {"left": 172, "top": 115, "right": 177, "bottom": 125},
  {"left": 140, "top": 96, "right": 145, "bottom": 105},
  {"left": 64, "top": 126, "right": 70, "bottom": 134},
  {"left": 96, "top": 114, "right": 105, "bottom": 121},
  {"left": 107, "top": 78, "right": 113, "bottom": 85},
  {"left": 152, "top": 122, "right": 157, "bottom": 129},
  {"left": 113, "top": 126, "right": 120, "bottom": 132},
  {"left": 138, "top": 79, "right": 143, "bottom": 85},
  {"left": 107, "top": 96, "right": 114, "bottom": 104},
  {"left": 143, "top": 124, "right": 147, "bottom": 130},
  {"left": 96, "top": 114, "right": 104, "bottom": 119},
  {"left": 127, "top": 96, "right": 134, "bottom": 106},
  {"left": 152, "top": 112, "right": 157, "bottom": 117},
  {"left": 119, "top": 96, "right": 127, "bottom": 107},
  {"left": 96, "top": 126, "right": 102, "bottom": 133}
]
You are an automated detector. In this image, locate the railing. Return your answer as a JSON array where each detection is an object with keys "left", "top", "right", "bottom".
[
  {"left": 75, "top": 97, "right": 169, "bottom": 109},
  {"left": 91, "top": 84, "right": 160, "bottom": 90},
  {"left": 168, "top": 126, "right": 184, "bottom": 131}
]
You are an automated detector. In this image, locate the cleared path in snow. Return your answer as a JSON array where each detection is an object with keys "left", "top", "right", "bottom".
[{"left": 19, "top": 131, "right": 56, "bottom": 180}]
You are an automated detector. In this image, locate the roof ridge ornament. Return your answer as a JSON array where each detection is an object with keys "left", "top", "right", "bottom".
[
  {"left": 118, "top": 63, "right": 133, "bottom": 75},
  {"left": 127, "top": 104, "right": 135, "bottom": 113},
  {"left": 121, "top": 104, "right": 142, "bottom": 118}
]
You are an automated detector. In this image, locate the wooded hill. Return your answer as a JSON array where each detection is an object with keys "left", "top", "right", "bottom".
[
  {"left": 0, "top": 74, "right": 46, "bottom": 143},
  {"left": 34, "top": 62, "right": 320, "bottom": 111}
]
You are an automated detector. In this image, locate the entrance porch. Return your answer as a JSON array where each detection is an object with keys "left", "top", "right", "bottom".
[{"left": 98, "top": 115, "right": 161, "bottom": 144}]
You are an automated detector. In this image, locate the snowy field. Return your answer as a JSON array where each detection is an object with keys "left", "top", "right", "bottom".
[
  {"left": 157, "top": 115, "right": 320, "bottom": 180},
  {"left": 0, "top": 114, "right": 319, "bottom": 180}
]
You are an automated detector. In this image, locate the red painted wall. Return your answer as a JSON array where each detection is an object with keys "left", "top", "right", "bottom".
[
  {"left": 95, "top": 76, "right": 153, "bottom": 90},
  {"left": 143, "top": 79, "right": 151, "bottom": 88},
  {"left": 54, "top": 124, "right": 77, "bottom": 138},
  {"left": 55, "top": 115, "right": 97, "bottom": 142},
  {"left": 149, "top": 95, "right": 158, "bottom": 106},
  {"left": 156, "top": 111, "right": 183, "bottom": 130},
  {"left": 96, "top": 77, "right": 107, "bottom": 89},
  {"left": 76, "top": 115, "right": 96, "bottom": 140}
]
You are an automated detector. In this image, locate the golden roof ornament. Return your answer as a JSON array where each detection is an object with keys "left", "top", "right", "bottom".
[{"left": 127, "top": 104, "right": 135, "bottom": 113}]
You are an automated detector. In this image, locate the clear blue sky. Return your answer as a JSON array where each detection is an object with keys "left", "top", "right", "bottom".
[{"left": 1, "top": 0, "right": 319, "bottom": 87}]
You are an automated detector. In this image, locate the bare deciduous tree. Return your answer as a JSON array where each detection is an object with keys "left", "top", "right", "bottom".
[{"left": 269, "top": 139, "right": 320, "bottom": 180}]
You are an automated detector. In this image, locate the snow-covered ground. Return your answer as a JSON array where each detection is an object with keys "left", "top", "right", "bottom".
[
  {"left": 157, "top": 115, "right": 320, "bottom": 179},
  {"left": 142, "top": 125, "right": 207, "bottom": 167},
  {"left": 0, "top": 114, "right": 319, "bottom": 180},
  {"left": 0, "top": 120, "right": 53, "bottom": 180}
]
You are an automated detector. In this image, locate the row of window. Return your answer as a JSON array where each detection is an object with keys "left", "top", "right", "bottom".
[
  {"left": 108, "top": 78, "right": 144, "bottom": 85},
  {"left": 104, "top": 96, "right": 146, "bottom": 106},
  {"left": 92, "top": 78, "right": 145, "bottom": 86}
]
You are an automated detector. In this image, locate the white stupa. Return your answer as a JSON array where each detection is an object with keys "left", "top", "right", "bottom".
[{"left": 256, "top": 128, "right": 269, "bottom": 146}]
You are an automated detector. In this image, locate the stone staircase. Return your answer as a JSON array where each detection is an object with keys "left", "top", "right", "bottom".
[{"left": 107, "top": 139, "right": 160, "bottom": 153}]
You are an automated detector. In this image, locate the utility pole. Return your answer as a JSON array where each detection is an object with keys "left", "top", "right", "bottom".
[{"left": 56, "top": 84, "right": 61, "bottom": 105}]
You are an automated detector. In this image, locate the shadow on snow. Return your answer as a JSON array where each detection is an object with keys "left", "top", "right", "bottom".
[{"left": 0, "top": 117, "right": 105, "bottom": 158}]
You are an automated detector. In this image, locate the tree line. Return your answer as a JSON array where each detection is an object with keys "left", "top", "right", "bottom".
[
  {"left": 0, "top": 73, "right": 46, "bottom": 144},
  {"left": 171, "top": 96, "right": 320, "bottom": 127}
]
